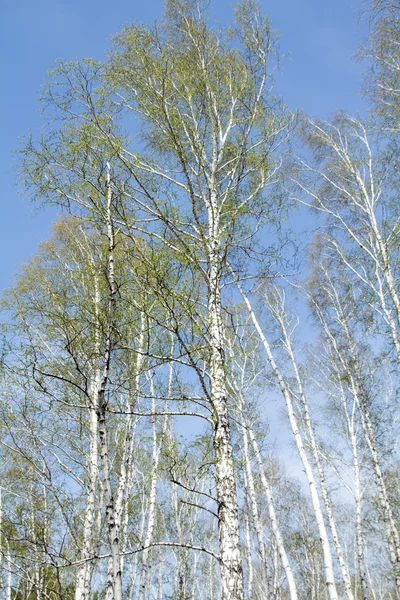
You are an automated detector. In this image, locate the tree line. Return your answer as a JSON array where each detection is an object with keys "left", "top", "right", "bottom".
[{"left": 0, "top": 0, "right": 399, "bottom": 598}]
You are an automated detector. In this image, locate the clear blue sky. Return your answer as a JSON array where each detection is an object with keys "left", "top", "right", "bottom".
[{"left": 1, "top": 0, "right": 368, "bottom": 292}]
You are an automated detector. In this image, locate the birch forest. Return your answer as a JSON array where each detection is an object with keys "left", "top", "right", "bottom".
[{"left": 1, "top": 0, "right": 400, "bottom": 598}]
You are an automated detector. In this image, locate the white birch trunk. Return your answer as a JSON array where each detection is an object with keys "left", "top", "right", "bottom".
[
  {"left": 138, "top": 394, "right": 159, "bottom": 600},
  {"left": 356, "top": 391, "right": 400, "bottom": 595},
  {"left": 338, "top": 381, "right": 370, "bottom": 600},
  {"left": 99, "top": 163, "right": 122, "bottom": 600},
  {"left": 114, "top": 315, "right": 146, "bottom": 585},
  {"left": 367, "top": 204, "right": 400, "bottom": 333},
  {"left": 242, "top": 419, "right": 267, "bottom": 567},
  {"left": 5, "top": 559, "right": 12, "bottom": 600},
  {"left": 273, "top": 543, "right": 280, "bottom": 599},
  {"left": 75, "top": 380, "right": 99, "bottom": 600},
  {"left": 128, "top": 554, "right": 140, "bottom": 600},
  {"left": 374, "top": 264, "right": 400, "bottom": 360},
  {"left": 243, "top": 482, "right": 254, "bottom": 600},
  {"left": 29, "top": 485, "right": 44, "bottom": 600},
  {"left": 99, "top": 396, "right": 122, "bottom": 600},
  {"left": 187, "top": 553, "right": 199, "bottom": 600},
  {"left": 209, "top": 242, "right": 244, "bottom": 599},
  {"left": 350, "top": 420, "right": 369, "bottom": 600},
  {"left": 312, "top": 273, "right": 400, "bottom": 598},
  {"left": 138, "top": 359, "right": 172, "bottom": 600},
  {"left": 209, "top": 549, "right": 215, "bottom": 600}
]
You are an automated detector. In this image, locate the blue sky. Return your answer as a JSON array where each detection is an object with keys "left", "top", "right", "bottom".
[{"left": 1, "top": 0, "right": 368, "bottom": 292}]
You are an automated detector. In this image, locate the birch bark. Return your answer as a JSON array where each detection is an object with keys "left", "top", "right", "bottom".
[
  {"left": 114, "top": 315, "right": 146, "bottom": 584},
  {"left": 18, "top": 4, "right": 290, "bottom": 596},
  {"left": 75, "top": 379, "right": 99, "bottom": 600},
  {"left": 208, "top": 237, "right": 244, "bottom": 600},
  {"left": 138, "top": 355, "right": 174, "bottom": 600},
  {"left": 138, "top": 393, "right": 161, "bottom": 600},
  {"left": 97, "top": 164, "right": 122, "bottom": 600}
]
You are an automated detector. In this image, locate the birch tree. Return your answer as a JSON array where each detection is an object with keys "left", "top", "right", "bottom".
[
  {"left": 308, "top": 260, "right": 400, "bottom": 597},
  {"left": 360, "top": 0, "right": 400, "bottom": 135},
  {"left": 0, "top": 216, "right": 168, "bottom": 599},
  {"left": 107, "top": 5, "right": 290, "bottom": 595},
  {"left": 295, "top": 114, "right": 400, "bottom": 363},
  {"left": 20, "top": 1, "right": 291, "bottom": 597}
]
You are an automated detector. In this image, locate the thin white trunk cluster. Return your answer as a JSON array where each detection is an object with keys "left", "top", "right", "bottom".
[
  {"left": 314, "top": 267, "right": 400, "bottom": 597},
  {"left": 238, "top": 282, "right": 339, "bottom": 600},
  {"left": 226, "top": 327, "right": 299, "bottom": 600},
  {"left": 138, "top": 367, "right": 172, "bottom": 600},
  {"left": 270, "top": 291, "right": 356, "bottom": 600}
]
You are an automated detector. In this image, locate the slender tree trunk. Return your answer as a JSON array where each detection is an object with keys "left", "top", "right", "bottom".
[
  {"left": 115, "top": 315, "right": 146, "bottom": 583},
  {"left": 356, "top": 392, "right": 400, "bottom": 597},
  {"left": 138, "top": 360, "right": 172, "bottom": 600},
  {"left": 272, "top": 543, "right": 280, "bottom": 599},
  {"left": 99, "top": 395, "right": 122, "bottom": 600},
  {"left": 312, "top": 275, "right": 400, "bottom": 599},
  {"left": 339, "top": 386, "right": 370, "bottom": 600},
  {"left": 99, "top": 163, "right": 122, "bottom": 600},
  {"left": 204, "top": 172, "right": 244, "bottom": 600},
  {"left": 368, "top": 206, "right": 400, "bottom": 331},
  {"left": 128, "top": 554, "right": 140, "bottom": 600},
  {"left": 374, "top": 265, "right": 400, "bottom": 360},
  {"left": 29, "top": 487, "right": 40, "bottom": 600},
  {"left": 138, "top": 395, "right": 159, "bottom": 600},
  {"left": 244, "top": 510, "right": 254, "bottom": 600},
  {"left": 209, "top": 243, "right": 244, "bottom": 599},
  {"left": 188, "top": 553, "right": 200, "bottom": 600},
  {"left": 75, "top": 379, "right": 99, "bottom": 600},
  {"left": 209, "top": 547, "right": 216, "bottom": 600},
  {"left": 351, "top": 426, "right": 369, "bottom": 600}
]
